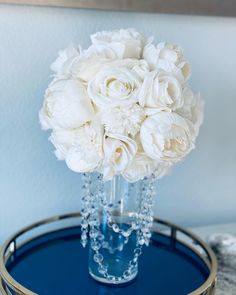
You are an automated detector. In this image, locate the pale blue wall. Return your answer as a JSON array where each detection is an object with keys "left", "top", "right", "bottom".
[{"left": 0, "top": 4, "right": 236, "bottom": 243}]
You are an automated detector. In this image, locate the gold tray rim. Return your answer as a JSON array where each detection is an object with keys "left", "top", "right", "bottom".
[{"left": 0, "top": 212, "right": 217, "bottom": 295}]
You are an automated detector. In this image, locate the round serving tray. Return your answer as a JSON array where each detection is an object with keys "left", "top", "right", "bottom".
[{"left": 0, "top": 213, "right": 217, "bottom": 295}]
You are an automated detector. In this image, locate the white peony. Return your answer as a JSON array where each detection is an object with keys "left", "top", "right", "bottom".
[
  {"left": 176, "top": 87, "right": 204, "bottom": 136},
  {"left": 139, "top": 70, "right": 183, "bottom": 113},
  {"left": 65, "top": 118, "right": 104, "bottom": 173},
  {"left": 103, "top": 134, "right": 137, "bottom": 180},
  {"left": 123, "top": 153, "right": 171, "bottom": 182},
  {"left": 88, "top": 66, "right": 142, "bottom": 108},
  {"left": 49, "top": 129, "right": 77, "bottom": 160},
  {"left": 50, "top": 45, "right": 81, "bottom": 78},
  {"left": 101, "top": 103, "right": 145, "bottom": 137},
  {"left": 70, "top": 53, "right": 109, "bottom": 84},
  {"left": 143, "top": 42, "right": 191, "bottom": 82},
  {"left": 140, "top": 112, "right": 195, "bottom": 162},
  {"left": 39, "top": 79, "right": 94, "bottom": 130},
  {"left": 90, "top": 28, "right": 145, "bottom": 59},
  {"left": 51, "top": 46, "right": 111, "bottom": 84}
]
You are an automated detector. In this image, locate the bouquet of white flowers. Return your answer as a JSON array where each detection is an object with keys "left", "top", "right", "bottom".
[{"left": 39, "top": 28, "right": 203, "bottom": 182}]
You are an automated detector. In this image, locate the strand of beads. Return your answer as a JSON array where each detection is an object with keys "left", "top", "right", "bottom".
[
  {"left": 80, "top": 173, "right": 92, "bottom": 248},
  {"left": 83, "top": 173, "right": 156, "bottom": 283},
  {"left": 92, "top": 175, "right": 155, "bottom": 282},
  {"left": 81, "top": 173, "right": 102, "bottom": 248},
  {"left": 91, "top": 229, "right": 142, "bottom": 283},
  {"left": 105, "top": 180, "right": 139, "bottom": 239},
  {"left": 137, "top": 175, "right": 155, "bottom": 246}
]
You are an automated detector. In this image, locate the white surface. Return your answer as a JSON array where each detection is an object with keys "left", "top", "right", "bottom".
[
  {"left": 0, "top": 4, "right": 236, "bottom": 244},
  {"left": 192, "top": 222, "right": 236, "bottom": 295},
  {"left": 192, "top": 222, "right": 236, "bottom": 240}
]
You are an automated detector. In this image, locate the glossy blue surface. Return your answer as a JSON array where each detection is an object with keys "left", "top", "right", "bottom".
[{"left": 7, "top": 227, "right": 209, "bottom": 295}]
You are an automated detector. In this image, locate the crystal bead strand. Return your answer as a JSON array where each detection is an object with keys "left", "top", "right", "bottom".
[
  {"left": 88, "top": 174, "right": 156, "bottom": 283},
  {"left": 105, "top": 181, "right": 138, "bottom": 238},
  {"left": 89, "top": 174, "right": 109, "bottom": 278},
  {"left": 80, "top": 173, "right": 92, "bottom": 248},
  {"left": 137, "top": 175, "right": 155, "bottom": 246},
  {"left": 82, "top": 173, "right": 156, "bottom": 282},
  {"left": 91, "top": 226, "right": 143, "bottom": 282}
]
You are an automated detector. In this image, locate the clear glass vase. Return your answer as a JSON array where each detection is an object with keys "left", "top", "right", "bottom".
[{"left": 81, "top": 174, "right": 155, "bottom": 285}]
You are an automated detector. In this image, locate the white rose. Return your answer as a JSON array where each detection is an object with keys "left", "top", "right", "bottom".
[
  {"left": 140, "top": 112, "right": 195, "bottom": 162},
  {"left": 65, "top": 118, "right": 104, "bottom": 173},
  {"left": 88, "top": 67, "right": 142, "bottom": 108},
  {"left": 71, "top": 57, "right": 149, "bottom": 85},
  {"left": 103, "top": 134, "right": 137, "bottom": 180},
  {"left": 71, "top": 56, "right": 149, "bottom": 86},
  {"left": 39, "top": 79, "right": 94, "bottom": 130},
  {"left": 49, "top": 129, "right": 77, "bottom": 160},
  {"left": 90, "top": 28, "right": 145, "bottom": 59},
  {"left": 101, "top": 103, "right": 145, "bottom": 137},
  {"left": 51, "top": 45, "right": 81, "bottom": 77},
  {"left": 176, "top": 87, "right": 204, "bottom": 136},
  {"left": 139, "top": 70, "right": 183, "bottom": 113},
  {"left": 123, "top": 154, "right": 171, "bottom": 182},
  {"left": 143, "top": 42, "right": 191, "bottom": 82}
]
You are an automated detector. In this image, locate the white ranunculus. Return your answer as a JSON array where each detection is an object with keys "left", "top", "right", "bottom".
[
  {"left": 49, "top": 129, "right": 77, "bottom": 160},
  {"left": 103, "top": 134, "right": 137, "bottom": 180},
  {"left": 139, "top": 70, "right": 183, "bottom": 113},
  {"left": 90, "top": 28, "right": 145, "bottom": 59},
  {"left": 101, "top": 103, "right": 145, "bottom": 137},
  {"left": 143, "top": 42, "right": 191, "bottom": 82},
  {"left": 39, "top": 79, "right": 94, "bottom": 130},
  {"left": 65, "top": 118, "right": 104, "bottom": 173},
  {"left": 51, "top": 45, "right": 81, "bottom": 77},
  {"left": 140, "top": 112, "right": 195, "bottom": 162},
  {"left": 88, "top": 67, "right": 142, "bottom": 108},
  {"left": 176, "top": 87, "right": 204, "bottom": 136}
]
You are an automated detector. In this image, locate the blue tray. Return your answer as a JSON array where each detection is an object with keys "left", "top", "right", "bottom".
[{"left": 5, "top": 226, "right": 210, "bottom": 295}]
